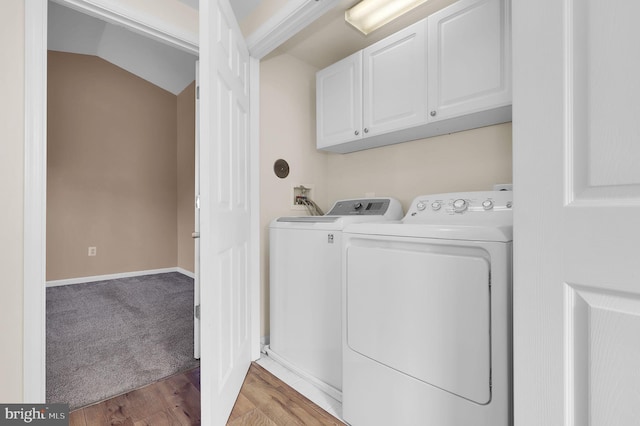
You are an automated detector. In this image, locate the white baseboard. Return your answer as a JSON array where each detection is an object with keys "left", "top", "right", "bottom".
[
  {"left": 265, "top": 346, "right": 342, "bottom": 402},
  {"left": 176, "top": 267, "right": 195, "bottom": 279},
  {"left": 46, "top": 267, "right": 195, "bottom": 287}
]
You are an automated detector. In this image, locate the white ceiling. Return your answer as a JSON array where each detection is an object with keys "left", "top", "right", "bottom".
[
  {"left": 48, "top": 2, "right": 198, "bottom": 95},
  {"left": 175, "top": 0, "right": 262, "bottom": 22},
  {"left": 48, "top": 0, "right": 459, "bottom": 94},
  {"left": 273, "top": 0, "right": 458, "bottom": 70},
  {"left": 230, "top": 0, "right": 264, "bottom": 22}
]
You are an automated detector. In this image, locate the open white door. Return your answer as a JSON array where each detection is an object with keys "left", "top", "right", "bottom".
[
  {"left": 514, "top": 1, "right": 640, "bottom": 425},
  {"left": 193, "top": 60, "right": 201, "bottom": 360},
  {"left": 199, "top": 0, "right": 252, "bottom": 424}
]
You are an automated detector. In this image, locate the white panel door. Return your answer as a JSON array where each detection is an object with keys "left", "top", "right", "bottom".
[
  {"left": 514, "top": 1, "right": 640, "bottom": 425},
  {"left": 427, "top": 0, "right": 510, "bottom": 121},
  {"left": 363, "top": 20, "right": 427, "bottom": 137},
  {"left": 316, "top": 51, "right": 362, "bottom": 149},
  {"left": 194, "top": 61, "right": 201, "bottom": 359},
  {"left": 200, "top": 0, "right": 252, "bottom": 424}
]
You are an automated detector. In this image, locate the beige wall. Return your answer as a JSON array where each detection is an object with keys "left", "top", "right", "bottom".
[
  {"left": 260, "top": 53, "right": 329, "bottom": 335},
  {"left": 0, "top": 0, "right": 24, "bottom": 402},
  {"left": 259, "top": 53, "right": 513, "bottom": 339},
  {"left": 327, "top": 123, "right": 513, "bottom": 212},
  {"left": 177, "top": 82, "right": 196, "bottom": 273},
  {"left": 47, "top": 52, "right": 179, "bottom": 280}
]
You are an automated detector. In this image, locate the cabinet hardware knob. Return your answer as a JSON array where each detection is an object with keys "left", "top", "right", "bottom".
[
  {"left": 354, "top": 130, "right": 359, "bottom": 135},
  {"left": 364, "top": 128, "right": 369, "bottom": 133},
  {"left": 430, "top": 111, "right": 437, "bottom": 117}
]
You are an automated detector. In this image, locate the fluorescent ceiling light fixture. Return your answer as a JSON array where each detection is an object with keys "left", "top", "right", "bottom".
[{"left": 345, "top": 0, "right": 429, "bottom": 35}]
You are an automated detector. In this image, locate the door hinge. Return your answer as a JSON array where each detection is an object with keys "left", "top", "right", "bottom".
[
  {"left": 195, "top": 304, "right": 200, "bottom": 320},
  {"left": 195, "top": 195, "right": 200, "bottom": 209},
  {"left": 196, "top": 85, "right": 200, "bottom": 100}
]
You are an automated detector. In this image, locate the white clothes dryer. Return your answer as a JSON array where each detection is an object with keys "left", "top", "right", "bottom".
[
  {"left": 268, "top": 198, "right": 403, "bottom": 400},
  {"left": 342, "top": 191, "right": 513, "bottom": 426}
]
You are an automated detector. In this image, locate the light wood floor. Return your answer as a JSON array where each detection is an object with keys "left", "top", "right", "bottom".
[{"left": 69, "top": 362, "right": 345, "bottom": 425}]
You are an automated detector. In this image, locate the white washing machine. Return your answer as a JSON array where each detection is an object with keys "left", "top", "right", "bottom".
[
  {"left": 342, "top": 191, "right": 513, "bottom": 425},
  {"left": 268, "top": 198, "right": 403, "bottom": 400}
]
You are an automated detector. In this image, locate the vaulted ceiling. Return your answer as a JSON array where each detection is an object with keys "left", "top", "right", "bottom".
[
  {"left": 48, "top": 0, "right": 458, "bottom": 94},
  {"left": 48, "top": 2, "right": 198, "bottom": 95}
]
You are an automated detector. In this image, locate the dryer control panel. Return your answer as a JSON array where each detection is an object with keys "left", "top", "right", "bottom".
[{"left": 406, "top": 191, "right": 513, "bottom": 220}]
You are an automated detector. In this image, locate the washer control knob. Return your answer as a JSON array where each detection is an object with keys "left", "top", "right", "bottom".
[
  {"left": 354, "top": 202, "right": 363, "bottom": 210},
  {"left": 431, "top": 201, "right": 442, "bottom": 211},
  {"left": 452, "top": 198, "right": 468, "bottom": 213},
  {"left": 416, "top": 202, "right": 426, "bottom": 211},
  {"left": 482, "top": 199, "right": 494, "bottom": 210}
]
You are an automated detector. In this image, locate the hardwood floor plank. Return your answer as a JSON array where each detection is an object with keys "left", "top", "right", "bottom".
[
  {"left": 233, "top": 364, "right": 344, "bottom": 426},
  {"left": 277, "top": 386, "right": 343, "bottom": 426},
  {"left": 81, "top": 401, "right": 111, "bottom": 425},
  {"left": 236, "top": 368, "right": 295, "bottom": 424},
  {"left": 184, "top": 368, "right": 201, "bottom": 391},
  {"left": 132, "top": 408, "right": 186, "bottom": 426},
  {"left": 248, "top": 364, "right": 344, "bottom": 425},
  {"left": 102, "top": 384, "right": 168, "bottom": 423},
  {"left": 228, "top": 393, "right": 256, "bottom": 422},
  {"left": 71, "top": 362, "right": 343, "bottom": 426},
  {"left": 68, "top": 409, "right": 87, "bottom": 426},
  {"left": 158, "top": 380, "right": 201, "bottom": 425},
  {"left": 170, "top": 406, "right": 199, "bottom": 426},
  {"left": 226, "top": 408, "right": 279, "bottom": 426}
]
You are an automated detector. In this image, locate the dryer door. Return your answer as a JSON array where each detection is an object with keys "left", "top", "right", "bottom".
[{"left": 346, "top": 239, "right": 491, "bottom": 404}]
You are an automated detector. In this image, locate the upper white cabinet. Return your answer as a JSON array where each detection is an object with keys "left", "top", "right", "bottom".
[
  {"left": 427, "top": 0, "right": 511, "bottom": 121},
  {"left": 316, "top": 51, "right": 362, "bottom": 149},
  {"left": 316, "top": 20, "right": 426, "bottom": 151},
  {"left": 363, "top": 20, "right": 428, "bottom": 137},
  {"left": 317, "top": 0, "right": 511, "bottom": 153}
]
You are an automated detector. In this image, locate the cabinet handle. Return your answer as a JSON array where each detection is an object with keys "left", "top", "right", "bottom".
[
  {"left": 430, "top": 111, "right": 437, "bottom": 117},
  {"left": 354, "top": 130, "right": 360, "bottom": 135},
  {"left": 364, "top": 128, "right": 369, "bottom": 133}
]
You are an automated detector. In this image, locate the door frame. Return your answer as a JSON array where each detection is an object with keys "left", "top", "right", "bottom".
[
  {"left": 23, "top": 0, "right": 199, "bottom": 402},
  {"left": 23, "top": 0, "right": 337, "bottom": 404}
]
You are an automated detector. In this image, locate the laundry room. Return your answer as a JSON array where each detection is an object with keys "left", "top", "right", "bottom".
[
  {"left": 258, "top": 0, "right": 512, "bottom": 343},
  {"left": 4, "top": 0, "right": 638, "bottom": 424}
]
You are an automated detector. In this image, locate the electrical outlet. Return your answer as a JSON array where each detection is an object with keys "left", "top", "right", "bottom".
[{"left": 88, "top": 246, "right": 97, "bottom": 256}]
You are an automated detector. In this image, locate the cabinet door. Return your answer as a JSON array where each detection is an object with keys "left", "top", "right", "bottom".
[
  {"left": 316, "top": 51, "right": 362, "bottom": 149},
  {"left": 363, "top": 20, "right": 428, "bottom": 137},
  {"left": 428, "top": 0, "right": 511, "bottom": 121}
]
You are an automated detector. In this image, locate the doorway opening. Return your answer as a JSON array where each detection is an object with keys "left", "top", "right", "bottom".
[{"left": 45, "top": 1, "right": 199, "bottom": 410}]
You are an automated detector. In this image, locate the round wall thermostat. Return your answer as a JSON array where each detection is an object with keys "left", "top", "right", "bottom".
[{"left": 274, "top": 159, "right": 290, "bottom": 178}]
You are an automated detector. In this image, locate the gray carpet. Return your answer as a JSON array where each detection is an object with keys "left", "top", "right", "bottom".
[{"left": 46, "top": 272, "right": 200, "bottom": 410}]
